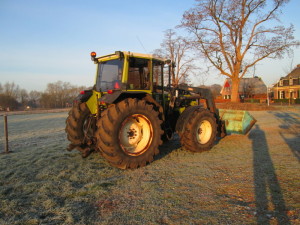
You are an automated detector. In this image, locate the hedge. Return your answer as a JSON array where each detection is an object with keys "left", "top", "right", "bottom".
[{"left": 274, "top": 99, "right": 300, "bottom": 104}]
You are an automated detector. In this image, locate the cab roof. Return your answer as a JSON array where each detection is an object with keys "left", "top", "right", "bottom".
[{"left": 96, "top": 51, "right": 168, "bottom": 63}]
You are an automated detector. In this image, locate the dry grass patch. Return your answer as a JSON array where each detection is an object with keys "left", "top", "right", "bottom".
[{"left": 0, "top": 110, "right": 299, "bottom": 224}]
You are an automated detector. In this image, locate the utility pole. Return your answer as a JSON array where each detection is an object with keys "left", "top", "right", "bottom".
[{"left": 267, "top": 86, "right": 270, "bottom": 107}]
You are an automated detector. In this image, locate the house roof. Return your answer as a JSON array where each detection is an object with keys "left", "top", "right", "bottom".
[
  {"left": 272, "top": 64, "right": 300, "bottom": 87},
  {"left": 221, "top": 77, "right": 267, "bottom": 95},
  {"left": 282, "top": 64, "right": 300, "bottom": 79}
]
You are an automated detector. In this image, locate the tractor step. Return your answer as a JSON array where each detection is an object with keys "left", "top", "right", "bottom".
[{"left": 219, "top": 109, "right": 257, "bottom": 135}]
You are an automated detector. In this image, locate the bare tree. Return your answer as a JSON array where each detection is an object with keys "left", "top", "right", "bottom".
[
  {"left": 28, "top": 90, "right": 42, "bottom": 108},
  {"left": 282, "top": 57, "right": 294, "bottom": 75},
  {"left": 154, "top": 29, "right": 196, "bottom": 87},
  {"left": 40, "top": 81, "right": 87, "bottom": 108},
  {"left": 19, "top": 89, "right": 29, "bottom": 106},
  {"left": 0, "top": 94, "right": 19, "bottom": 110},
  {"left": 44, "top": 81, "right": 67, "bottom": 108},
  {"left": 3, "top": 82, "right": 20, "bottom": 99},
  {"left": 0, "top": 82, "right": 21, "bottom": 110},
  {"left": 209, "top": 83, "right": 222, "bottom": 98},
  {"left": 180, "top": 0, "right": 299, "bottom": 102},
  {"left": 0, "top": 81, "right": 86, "bottom": 110},
  {"left": 241, "top": 79, "right": 255, "bottom": 98},
  {"left": 29, "top": 90, "right": 42, "bottom": 102}
]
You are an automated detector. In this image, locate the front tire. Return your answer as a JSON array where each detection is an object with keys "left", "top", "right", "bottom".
[
  {"left": 179, "top": 108, "right": 217, "bottom": 152},
  {"left": 95, "top": 98, "right": 163, "bottom": 169}
]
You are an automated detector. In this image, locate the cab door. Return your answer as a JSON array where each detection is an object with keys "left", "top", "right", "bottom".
[
  {"left": 152, "top": 60, "right": 164, "bottom": 105},
  {"left": 127, "top": 57, "right": 151, "bottom": 92}
]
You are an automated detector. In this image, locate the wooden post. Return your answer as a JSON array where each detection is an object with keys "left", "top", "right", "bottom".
[{"left": 1, "top": 115, "right": 12, "bottom": 154}]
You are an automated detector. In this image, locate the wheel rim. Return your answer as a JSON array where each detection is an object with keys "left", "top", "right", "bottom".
[
  {"left": 119, "top": 114, "right": 153, "bottom": 156},
  {"left": 196, "top": 119, "right": 212, "bottom": 144}
]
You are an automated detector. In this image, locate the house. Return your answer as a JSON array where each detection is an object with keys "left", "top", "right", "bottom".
[
  {"left": 220, "top": 77, "right": 267, "bottom": 100},
  {"left": 272, "top": 64, "right": 300, "bottom": 99}
]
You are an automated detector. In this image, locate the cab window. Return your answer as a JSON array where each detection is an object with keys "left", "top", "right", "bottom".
[
  {"left": 127, "top": 58, "right": 150, "bottom": 90},
  {"left": 153, "top": 60, "right": 163, "bottom": 89}
]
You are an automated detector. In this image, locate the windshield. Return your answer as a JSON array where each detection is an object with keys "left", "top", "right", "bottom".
[{"left": 96, "top": 59, "right": 123, "bottom": 91}]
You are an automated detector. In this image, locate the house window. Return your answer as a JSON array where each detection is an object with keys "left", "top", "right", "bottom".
[
  {"left": 279, "top": 91, "right": 285, "bottom": 99},
  {"left": 283, "top": 80, "right": 289, "bottom": 86},
  {"left": 289, "top": 77, "right": 293, "bottom": 85},
  {"left": 291, "top": 91, "right": 296, "bottom": 99},
  {"left": 223, "top": 95, "right": 231, "bottom": 99},
  {"left": 279, "top": 80, "right": 283, "bottom": 86}
]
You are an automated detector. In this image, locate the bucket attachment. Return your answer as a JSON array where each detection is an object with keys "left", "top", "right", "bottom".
[{"left": 219, "top": 109, "right": 257, "bottom": 135}]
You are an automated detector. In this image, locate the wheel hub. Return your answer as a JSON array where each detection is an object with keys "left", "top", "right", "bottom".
[
  {"left": 119, "top": 114, "right": 153, "bottom": 156},
  {"left": 196, "top": 120, "right": 212, "bottom": 144}
]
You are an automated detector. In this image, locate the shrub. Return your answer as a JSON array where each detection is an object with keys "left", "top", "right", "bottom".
[
  {"left": 273, "top": 99, "right": 300, "bottom": 104},
  {"left": 244, "top": 99, "right": 260, "bottom": 103}
]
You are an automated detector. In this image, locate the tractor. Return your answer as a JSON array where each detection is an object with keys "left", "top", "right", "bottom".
[{"left": 65, "top": 51, "right": 256, "bottom": 169}]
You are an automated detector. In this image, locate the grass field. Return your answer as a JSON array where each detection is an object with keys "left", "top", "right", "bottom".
[{"left": 0, "top": 108, "right": 299, "bottom": 225}]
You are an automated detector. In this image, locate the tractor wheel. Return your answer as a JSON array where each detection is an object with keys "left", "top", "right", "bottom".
[
  {"left": 65, "top": 102, "right": 96, "bottom": 157},
  {"left": 180, "top": 108, "right": 217, "bottom": 152},
  {"left": 95, "top": 98, "right": 163, "bottom": 169}
]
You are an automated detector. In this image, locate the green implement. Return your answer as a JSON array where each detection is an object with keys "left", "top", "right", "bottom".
[{"left": 219, "top": 109, "right": 257, "bottom": 135}]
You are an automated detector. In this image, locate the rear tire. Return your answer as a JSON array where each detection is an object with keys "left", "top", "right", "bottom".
[
  {"left": 95, "top": 98, "right": 163, "bottom": 169},
  {"left": 65, "top": 102, "right": 96, "bottom": 154},
  {"left": 179, "top": 108, "right": 217, "bottom": 152}
]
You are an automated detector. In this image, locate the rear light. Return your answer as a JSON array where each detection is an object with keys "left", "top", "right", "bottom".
[
  {"left": 80, "top": 90, "right": 85, "bottom": 95},
  {"left": 107, "top": 90, "right": 113, "bottom": 94}
]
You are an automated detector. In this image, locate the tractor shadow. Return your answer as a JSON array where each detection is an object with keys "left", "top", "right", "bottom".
[
  {"left": 248, "top": 125, "right": 290, "bottom": 224},
  {"left": 268, "top": 111, "right": 300, "bottom": 162},
  {"left": 155, "top": 132, "right": 223, "bottom": 162},
  {"left": 155, "top": 134, "right": 182, "bottom": 161}
]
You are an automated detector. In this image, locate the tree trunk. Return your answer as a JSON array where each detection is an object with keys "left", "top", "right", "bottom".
[{"left": 231, "top": 78, "right": 240, "bottom": 103}]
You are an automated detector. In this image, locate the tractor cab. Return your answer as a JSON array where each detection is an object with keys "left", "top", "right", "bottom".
[{"left": 91, "top": 51, "right": 170, "bottom": 94}]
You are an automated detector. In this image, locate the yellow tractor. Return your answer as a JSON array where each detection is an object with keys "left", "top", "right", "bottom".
[{"left": 65, "top": 51, "right": 256, "bottom": 169}]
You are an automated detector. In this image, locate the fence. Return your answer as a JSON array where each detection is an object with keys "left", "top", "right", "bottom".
[{"left": 1, "top": 114, "right": 12, "bottom": 154}]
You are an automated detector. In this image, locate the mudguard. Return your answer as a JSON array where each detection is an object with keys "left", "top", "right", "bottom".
[
  {"left": 98, "top": 91, "right": 148, "bottom": 104},
  {"left": 175, "top": 106, "right": 202, "bottom": 136},
  {"left": 98, "top": 90, "right": 122, "bottom": 104},
  {"left": 74, "top": 90, "right": 100, "bottom": 115},
  {"left": 75, "top": 90, "right": 93, "bottom": 102}
]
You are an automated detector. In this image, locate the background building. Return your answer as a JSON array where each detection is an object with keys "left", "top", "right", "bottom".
[
  {"left": 220, "top": 77, "right": 267, "bottom": 101},
  {"left": 272, "top": 64, "right": 300, "bottom": 100}
]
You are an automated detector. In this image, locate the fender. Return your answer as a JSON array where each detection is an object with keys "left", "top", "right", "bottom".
[
  {"left": 175, "top": 106, "right": 202, "bottom": 136},
  {"left": 98, "top": 91, "right": 148, "bottom": 104},
  {"left": 75, "top": 90, "right": 100, "bottom": 115},
  {"left": 75, "top": 90, "right": 93, "bottom": 102}
]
